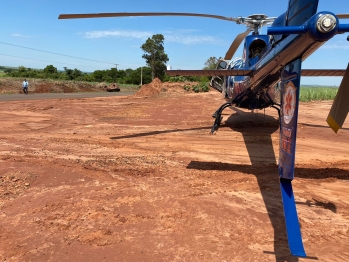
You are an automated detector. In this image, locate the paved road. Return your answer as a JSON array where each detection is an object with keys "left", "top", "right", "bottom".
[{"left": 0, "top": 92, "right": 136, "bottom": 102}]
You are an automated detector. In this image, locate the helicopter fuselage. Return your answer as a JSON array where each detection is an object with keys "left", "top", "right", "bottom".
[{"left": 225, "top": 11, "right": 338, "bottom": 110}]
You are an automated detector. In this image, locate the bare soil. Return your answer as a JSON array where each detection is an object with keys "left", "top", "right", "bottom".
[
  {"left": 0, "top": 78, "right": 111, "bottom": 94},
  {"left": 0, "top": 79, "right": 348, "bottom": 262}
]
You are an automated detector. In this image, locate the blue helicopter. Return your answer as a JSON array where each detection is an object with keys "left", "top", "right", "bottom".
[{"left": 59, "top": 0, "right": 349, "bottom": 257}]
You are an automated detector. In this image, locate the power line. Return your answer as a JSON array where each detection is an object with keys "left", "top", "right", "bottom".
[
  {"left": 0, "top": 41, "right": 115, "bottom": 65},
  {"left": 0, "top": 53, "right": 110, "bottom": 70}
]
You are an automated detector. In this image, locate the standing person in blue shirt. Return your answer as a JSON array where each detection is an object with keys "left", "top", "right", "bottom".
[{"left": 22, "top": 79, "right": 28, "bottom": 94}]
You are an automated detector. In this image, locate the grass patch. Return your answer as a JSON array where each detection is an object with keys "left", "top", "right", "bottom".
[
  {"left": 300, "top": 86, "right": 338, "bottom": 102},
  {"left": 116, "top": 84, "right": 141, "bottom": 92},
  {"left": 184, "top": 82, "right": 210, "bottom": 93}
]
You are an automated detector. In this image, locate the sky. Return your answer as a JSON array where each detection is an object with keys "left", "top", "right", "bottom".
[{"left": 1, "top": 0, "right": 349, "bottom": 85}]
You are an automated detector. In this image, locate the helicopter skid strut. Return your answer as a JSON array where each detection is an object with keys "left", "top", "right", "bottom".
[
  {"left": 271, "top": 104, "right": 281, "bottom": 118},
  {"left": 211, "top": 102, "right": 233, "bottom": 134}
]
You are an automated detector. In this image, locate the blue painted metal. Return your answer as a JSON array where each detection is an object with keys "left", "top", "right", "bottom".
[
  {"left": 280, "top": 179, "right": 306, "bottom": 257},
  {"left": 242, "top": 35, "right": 270, "bottom": 68},
  {"left": 278, "top": 57, "right": 306, "bottom": 257},
  {"left": 338, "top": 24, "right": 349, "bottom": 33},
  {"left": 279, "top": 58, "right": 302, "bottom": 180},
  {"left": 270, "top": 12, "right": 287, "bottom": 43},
  {"left": 286, "top": 0, "right": 319, "bottom": 26},
  {"left": 307, "top": 12, "right": 339, "bottom": 41},
  {"left": 268, "top": 12, "right": 340, "bottom": 41},
  {"left": 268, "top": 25, "right": 306, "bottom": 35}
]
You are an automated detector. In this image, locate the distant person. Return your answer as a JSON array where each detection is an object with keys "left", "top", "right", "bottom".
[{"left": 22, "top": 79, "right": 29, "bottom": 95}]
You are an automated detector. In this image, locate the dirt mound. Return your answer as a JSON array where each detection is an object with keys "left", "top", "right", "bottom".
[
  {"left": 134, "top": 78, "right": 204, "bottom": 97},
  {"left": 134, "top": 78, "right": 163, "bottom": 97},
  {"left": 0, "top": 78, "right": 107, "bottom": 94}
]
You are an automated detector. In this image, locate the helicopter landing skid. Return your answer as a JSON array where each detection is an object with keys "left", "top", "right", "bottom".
[
  {"left": 211, "top": 102, "right": 233, "bottom": 134},
  {"left": 271, "top": 104, "right": 281, "bottom": 118}
]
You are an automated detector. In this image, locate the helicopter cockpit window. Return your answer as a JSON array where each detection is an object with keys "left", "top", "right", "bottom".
[
  {"left": 249, "top": 39, "right": 267, "bottom": 59},
  {"left": 217, "top": 60, "right": 227, "bottom": 69}
]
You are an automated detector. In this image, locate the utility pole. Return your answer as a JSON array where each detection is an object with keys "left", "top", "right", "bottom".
[{"left": 114, "top": 64, "right": 118, "bottom": 83}]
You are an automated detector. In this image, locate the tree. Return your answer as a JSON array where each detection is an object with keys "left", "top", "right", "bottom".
[
  {"left": 72, "top": 68, "right": 82, "bottom": 79},
  {"left": 203, "top": 57, "right": 219, "bottom": 70},
  {"left": 92, "top": 70, "right": 105, "bottom": 82},
  {"left": 44, "top": 65, "right": 58, "bottom": 74},
  {"left": 64, "top": 67, "right": 74, "bottom": 80},
  {"left": 141, "top": 34, "right": 169, "bottom": 81}
]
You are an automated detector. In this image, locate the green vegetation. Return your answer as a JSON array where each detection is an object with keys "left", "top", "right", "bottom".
[
  {"left": 0, "top": 65, "right": 153, "bottom": 85},
  {"left": 0, "top": 65, "right": 206, "bottom": 85},
  {"left": 203, "top": 56, "right": 219, "bottom": 70},
  {"left": 167, "top": 75, "right": 206, "bottom": 83},
  {"left": 141, "top": 34, "right": 168, "bottom": 80},
  {"left": 300, "top": 86, "right": 338, "bottom": 102},
  {"left": 184, "top": 82, "right": 210, "bottom": 93}
]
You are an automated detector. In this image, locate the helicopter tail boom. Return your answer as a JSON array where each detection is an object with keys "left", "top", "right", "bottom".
[{"left": 278, "top": 58, "right": 306, "bottom": 257}]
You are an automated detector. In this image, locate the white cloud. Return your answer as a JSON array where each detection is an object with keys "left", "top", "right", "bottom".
[
  {"left": 82, "top": 30, "right": 152, "bottom": 40},
  {"left": 162, "top": 29, "right": 202, "bottom": 34},
  {"left": 165, "top": 34, "right": 216, "bottom": 44},
  {"left": 11, "top": 33, "right": 32, "bottom": 38},
  {"left": 81, "top": 29, "right": 219, "bottom": 45},
  {"left": 321, "top": 41, "right": 349, "bottom": 50}
]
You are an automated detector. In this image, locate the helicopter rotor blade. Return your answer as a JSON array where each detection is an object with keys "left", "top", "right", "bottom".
[
  {"left": 326, "top": 63, "right": 349, "bottom": 133},
  {"left": 58, "top": 12, "right": 239, "bottom": 22},
  {"left": 224, "top": 28, "right": 251, "bottom": 60},
  {"left": 336, "top": 14, "right": 349, "bottom": 19}
]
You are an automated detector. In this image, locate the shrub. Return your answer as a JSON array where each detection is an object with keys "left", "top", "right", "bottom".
[{"left": 183, "top": 85, "right": 190, "bottom": 91}]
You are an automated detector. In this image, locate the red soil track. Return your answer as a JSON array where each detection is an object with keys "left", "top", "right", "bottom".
[{"left": 0, "top": 81, "right": 348, "bottom": 261}]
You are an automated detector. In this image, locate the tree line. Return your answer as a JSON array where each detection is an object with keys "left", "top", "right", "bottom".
[
  {"left": 1, "top": 64, "right": 206, "bottom": 84},
  {"left": 1, "top": 33, "right": 219, "bottom": 85},
  {"left": 2, "top": 65, "right": 155, "bottom": 85}
]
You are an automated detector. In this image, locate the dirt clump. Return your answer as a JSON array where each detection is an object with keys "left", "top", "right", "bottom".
[
  {"left": 134, "top": 77, "right": 163, "bottom": 97},
  {"left": 105, "top": 83, "right": 121, "bottom": 92},
  {"left": 134, "top": 77, "right": 201, "bottom": 97}
]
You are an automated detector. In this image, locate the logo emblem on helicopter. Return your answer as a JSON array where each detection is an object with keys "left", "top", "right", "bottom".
[{"left": 283, "top": 82, "right": 296, "bottom": 125}]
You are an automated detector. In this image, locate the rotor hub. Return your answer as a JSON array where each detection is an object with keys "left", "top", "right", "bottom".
[
  {"left": 237, "top": 14, "right": 276, "bottom": 34},
  {"left": 316, "top": 14, "right": 337, "bottom": 33},
  {"left": 248, "top": 14, "right": 268, "bottom": 20}
]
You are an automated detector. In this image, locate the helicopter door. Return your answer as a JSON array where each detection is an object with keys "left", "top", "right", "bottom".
[{"left": 209, "top": 60, "right": 228, "bottom": 93}]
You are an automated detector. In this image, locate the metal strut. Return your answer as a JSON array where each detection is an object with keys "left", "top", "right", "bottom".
[
  {"left": 211, "top": 102, "right": 233, "bottom": 133},
  {"left": 271, "top": 104, "right": 281, "bottom": 118},
  {"left": 265, "top": 91, "right": 281, "bottom": 118}
]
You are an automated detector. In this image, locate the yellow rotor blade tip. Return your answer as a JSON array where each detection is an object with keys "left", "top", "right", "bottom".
[{"left": 326, "top": 115, "right": 340, "bottom": 133}]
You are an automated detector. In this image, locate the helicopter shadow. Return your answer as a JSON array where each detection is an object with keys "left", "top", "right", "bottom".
[
  {"left": 187, "top": 107, "right": 328, "bottom": 261},
  {"left": 298, "top": 122, "right": 349, "bottom": 131},
  {"left": 110, "top": 126, "right": 212, "bottom": 140}
]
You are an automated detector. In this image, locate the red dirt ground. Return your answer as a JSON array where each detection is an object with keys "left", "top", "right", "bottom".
[{"left": 0, "top": 80, "right": 348, "bottom": 261}]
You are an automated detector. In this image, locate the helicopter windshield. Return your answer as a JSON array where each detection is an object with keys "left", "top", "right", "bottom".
[{"left": 228, "top": 57, "right": 243, "bottom": 69}]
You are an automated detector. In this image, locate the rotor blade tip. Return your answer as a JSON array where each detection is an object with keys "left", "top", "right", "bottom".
[{"left": 326, "top": 115, "right": 340, "bottom": 133}]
